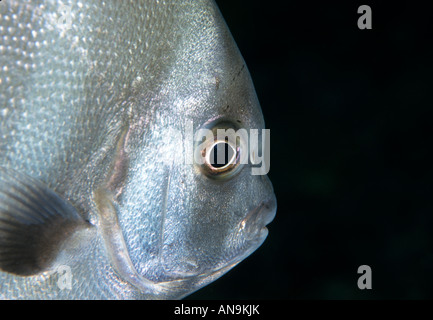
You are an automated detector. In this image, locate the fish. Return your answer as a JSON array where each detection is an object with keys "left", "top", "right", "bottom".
[{"left": 0, "top": 0, "right": 276, "bottom": 299}]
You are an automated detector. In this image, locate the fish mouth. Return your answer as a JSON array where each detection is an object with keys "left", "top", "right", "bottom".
[
  {"left": 173, "top": 197, "right": 277, "bottom": 298},
  {"left": 240, "top": 196, "right": 277, "bottom": 241},
  {"left": 223, "top": 196, "right": 277, "bottom": 271},
  {"left": 228, "top": 197, "right": 277, "bottom": 271},
  {"left": 208, "top": 196, "right": 277, "bottom": 274}
]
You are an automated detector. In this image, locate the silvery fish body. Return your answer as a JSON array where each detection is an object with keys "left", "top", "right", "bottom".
[{"left": 0, "top": 0, "right": 276, "bottom": 299}]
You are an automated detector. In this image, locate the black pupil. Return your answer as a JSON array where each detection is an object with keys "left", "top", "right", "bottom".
[{"left": 210, "top": 142, "right": 234, "bottom": 168}]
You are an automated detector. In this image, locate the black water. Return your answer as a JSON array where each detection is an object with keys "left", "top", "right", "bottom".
[{"left": 189, "top": 0, "right": 433, "bottom": 300}]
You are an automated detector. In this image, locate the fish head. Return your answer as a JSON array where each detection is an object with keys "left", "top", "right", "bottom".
[
  {"left": 155, "top": 82, "right": 277, "bottom": 298},
  {"left": 116, "top": 1, "right": 277, "bottom": 298}
]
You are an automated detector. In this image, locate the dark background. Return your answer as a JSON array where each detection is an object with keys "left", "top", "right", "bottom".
[{"left": 189, "top": 0, "right": 433, "bottom": 299}]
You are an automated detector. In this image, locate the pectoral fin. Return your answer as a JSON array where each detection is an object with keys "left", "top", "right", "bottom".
[{"left": 0, "top": 167, "right": 89, "bottom": 276}]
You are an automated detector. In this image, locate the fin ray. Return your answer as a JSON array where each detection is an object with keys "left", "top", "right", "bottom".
[{"left": 0, "top": 167, "right": 90, "bottom": 276}]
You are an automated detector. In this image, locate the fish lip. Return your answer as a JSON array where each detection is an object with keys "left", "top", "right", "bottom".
[{"left": 241, "top": 196, "right": 277, "bottom": 240}]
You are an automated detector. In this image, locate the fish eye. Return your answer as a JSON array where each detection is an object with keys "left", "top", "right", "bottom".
[
  {"left": 196, "top": 120, "right": 246, "bottom": 180},
  {"left": 208, "top": 141, "right": 235, "bottom": 169},
  {"left": 202, "top": 139, "right": 241, "bottom": 179}
]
